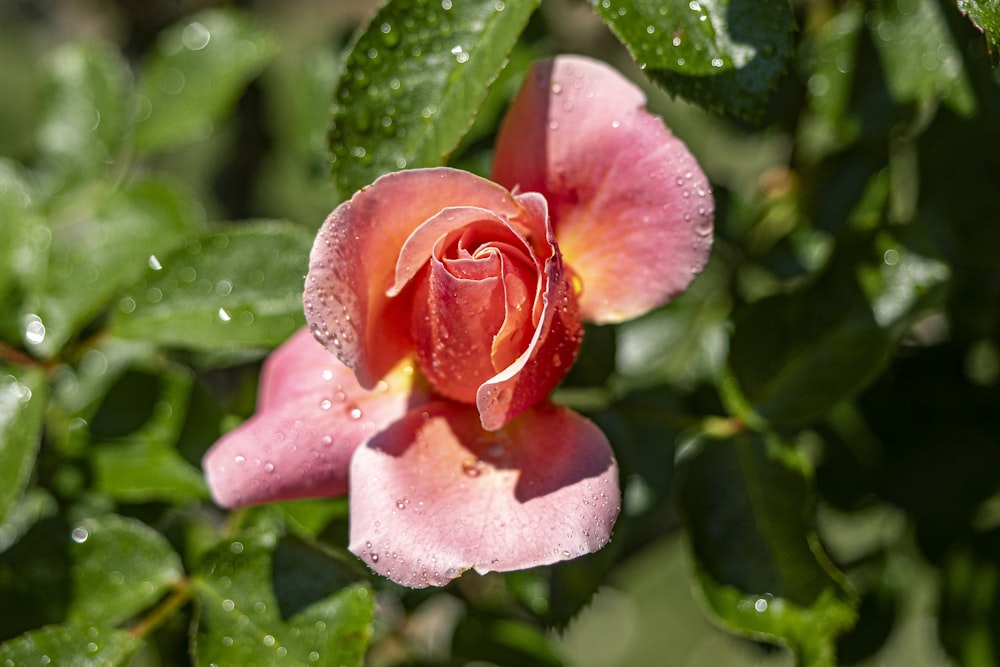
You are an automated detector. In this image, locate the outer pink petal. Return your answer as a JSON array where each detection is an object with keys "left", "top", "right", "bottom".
[
  {"left": 348, "top": 400, "right": 620, "bottom": 588},
  {"left": 304, "top": 168, "right": 530, "bottom": 388},
  {"left": 492, "top": 55, "right": 714, "bottom": 324},
  {"left": 202, "top": 328, "right": 426, "bottom": 508}
]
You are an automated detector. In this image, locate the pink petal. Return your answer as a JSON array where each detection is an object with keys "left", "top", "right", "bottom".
[
  {"left": 304, "top": 168, "right": 531, "bottom": 388},
  {"left": 476, "top": 209, "right": 583, "bottom": 431},
  {"left": 202, "top": 328, "right": 426, "bottom": 508},
  {"left": 348, "top": 400, "right": 620, "bottom": 588},
  {"left": 492, "top": 55, "right": 714, "bottom": 324}
]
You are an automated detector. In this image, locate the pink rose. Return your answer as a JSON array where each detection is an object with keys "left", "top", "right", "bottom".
[{"left": 203, "top": 55, "right": 713, "bottom": 588}]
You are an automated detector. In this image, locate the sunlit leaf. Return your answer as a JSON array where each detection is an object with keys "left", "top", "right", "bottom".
[
  {"left": 134, "top": 8, "right": 276, "bottom": 154},
  {"left": 0, "top": 623, "right": 141, "bottom": 667},
  {"left": 192, "top": 530, "right": 373, "bottom": 667},
  {"left": 0, "top": 366, "right": 47, "bottom": 525},
  {"left": 329, "top": 0, "right": 539, "bottom": 195},
  {"left": 956, "top": 0, "right": 1000, "bottom": 66},
  {"left": 593, "top": 0, "right": 796, "bottom": 120},
  {"left": 95, "top": 442, "right": 209, "bottom": 503},
  {"left": 110, "top": 221, "right": 311, "bottom": 350},
  {"left": 22, "top": 176, "right": 204, "bottom": 358},
  {"left": 36, "top": 41, "right": 130, "bottom": 175},
  {"left": 67, "top": 514, "right": 184, "bottom": 626},
  {"left": 677, "top": 433, "right": 857, "bottom": 664},
  {"left": 870, "top": 0, "right": 976, "bottom": 116}
]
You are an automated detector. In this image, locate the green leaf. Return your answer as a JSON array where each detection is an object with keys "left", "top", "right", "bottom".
[
  {"left": 728, "top": 246, "right": 897, "bottom": 428},
  {"left": 870, "top": 0, "right": 976, "bottom": 116},
  {"left": 593, "top": 0, "right": 796, "bottom": 120},
  {"left": 0, "top": 366, "right": 47, "bottom": 524},
  {"left": 134, "top": 9, "right": 276, "bottom": 154},
  {"left": 89, "top": 360, "right": 209, "bottom": 503},
  {"left": 94, "top": 442, "right": 209, "bottom": 504},
  {"left": 23, "top": 176, "right": 204, "bottom": 358},
  {"left": 615, "top": 254, "right": 731, "bottom": 390},
  {"left": 0, "top": 160, "right": 40, "bottom": 333},
  {"left": 797, "top": 1, "right": 866, "bottom": 161},
  {"left": 329, "top": 0, "right": 540, "bottom": 195},
  {"left": 110, "top": 221, "right": 311, "bottom": 351},
  {"left": 0, "top": 624, "right": 142, "bottom": 667},
  {"left": 956, "top": 0, "right": 1000, "bottom": 66},
  {"left": 677, "top": 433, "right": 857, "bottom": 665},
  {"left": 36, "top": 41, "right": 130, "bottom": 176},
  {"left": 192, "top": 530, "right": 374, "bottom": 667},
  {"left": 67, "top": 514, "right": 184, "bottom": 626}
]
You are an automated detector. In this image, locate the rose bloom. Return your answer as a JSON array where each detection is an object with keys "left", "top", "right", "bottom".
[{"left": 203, "top": 55, "right": 713, "bottom": 587}]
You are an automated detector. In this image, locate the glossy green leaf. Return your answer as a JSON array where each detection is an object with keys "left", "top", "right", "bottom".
[
  {"left": 593, "top": 0, "right": 796, "bottom": 120},
  {"left": 870, "top": 0, "right": 975, "bottom": 116},
  {"left": 956, "top": 0, "right": 1000, "bottom": 65},
  {"left": 0, "top": 366, "right": 47, "bottom": 525},
  {"left": 329, "top": 0, "right": 539, "bottom": 195},
  {"left": 36, "top": 41, "right": 129, "bottom": 175},
  {"left": 677, "top": 433, "right": 856, "bottom": 665},
  {"left": 192, "top": 530, "right": 374, "bottom": 667},
  {"left": 728, "top": 247, "right": 897, "bottom": 428},
  {"left": 67, "top": 514, "right": 184, "bottom": 626},
  {"left": 22, "top": 176, "right": 204, "bottom": 358},
  {"left": 0, "top": 623, "right": 141, "bottom": 666},
  {"left": 110, "top": 221, "right": 311, "bottom": 350},
  {"left": 134, "top": 9, "right": 276, "bottom": 154}
]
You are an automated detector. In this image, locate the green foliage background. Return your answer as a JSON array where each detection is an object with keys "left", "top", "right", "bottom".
[{"left": 1, "top": 0, "right": 998, "bottom": 665}]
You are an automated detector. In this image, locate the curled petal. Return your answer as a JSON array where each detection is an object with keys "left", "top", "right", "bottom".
[
  {"left": 492, "top": 55, "right": 714, "bottom": 323},
  {"left": 202, "top": 328, "right": 426, "bottom": 508},
  {"left": 305, "top": 168, "right": 532, "bottom": 388},
  {"left": 477, "top": 213, "right": 582, "bottom": 431},
  {"left": 348, "top": 401, "right": 620, "bottom": 588}
]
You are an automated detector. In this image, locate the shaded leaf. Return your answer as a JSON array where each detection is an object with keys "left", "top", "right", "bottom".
[
  {"left": 134, "top": 9, "right": 276, "bottom": 154},
  {"left": 329, "top": 0, "right": 539, "bottom": 195},
  {"left": 67, "top": 514, "right": 184, "bottom": 626},
  {"left": 36, "top": 41, "right": 130, "bottom": 175},
  {"left": 677, "top": 432, "right": 856, "bottom": 664},
  {"left": 23, "top": 176, "right": 204, "bottom": 358},
  {"left": 593, "top": 0, "right": 796, "bottom": 120},
  {"left": 870, "top": 0, "right": 975, "bottom": 116},
  {"left": 728, "top": 242, "right": 919, "bottom": 428},
  {"left": 0, "top": 623, "right": 141, "bottom": 667},
  {"left": 110, "top": 221, "right": 311, "bottom": 351},
  {"left": 0, "top": 516, "right": 73, "bottom": 641},
  {"left": 956, "top": 0, "right": 1000, "bottom": 65},
  {"left": 0, "top": 366, "right": 47, "bottom": 524},
  {"left": 192, "top": 529, "right": 373, "bottom": 667}
]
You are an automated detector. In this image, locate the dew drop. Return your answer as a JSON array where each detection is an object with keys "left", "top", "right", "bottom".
[
  {"left": 23, "top": 314, "right": 45, "bottom": 345},
  {"left": 71, "top": 526, "right": 89, "bottom": 543},
  {"left": 218, "top": 307, "right": 232, "bottom": 322},
  {"left": 148, "top": 255, "right": 163, "bottom": 270},
  {"left": 349, "top": 407, "right": 363, "bottom": 420}
]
